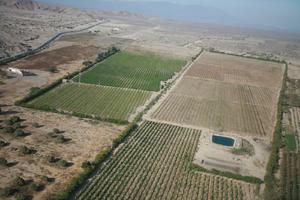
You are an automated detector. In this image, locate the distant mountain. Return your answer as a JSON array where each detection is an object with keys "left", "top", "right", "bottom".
[
  {"left": 38, "top": 0, "right": 239, "bottom": 26},
  {"left": 0, "top": 0, "right": 41, "bottom": 10}
]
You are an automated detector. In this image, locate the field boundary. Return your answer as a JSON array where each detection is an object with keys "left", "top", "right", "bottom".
[
  {"left": 190, "top": 163, "right": 263, "bottom": 184},
  {"left": 207, "top": 48, "right": 286, "bottom": 64},
  {"left": 264, "top": 62, "right": 287, "bottom": 199}
]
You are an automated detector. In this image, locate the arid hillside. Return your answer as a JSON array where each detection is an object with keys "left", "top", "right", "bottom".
[{"left": 0, "top": 0, "right": 102, "bottom": 59}]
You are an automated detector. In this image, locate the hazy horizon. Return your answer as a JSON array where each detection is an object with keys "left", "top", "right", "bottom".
[{"left": 38, "top": 0, "right": 300, "bottom": 33}]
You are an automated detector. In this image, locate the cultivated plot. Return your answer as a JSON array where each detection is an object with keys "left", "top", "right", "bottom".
[
  {"left": 281, "top": 152, "right": 300, "bottom": 200},
  {"left": 150, "top": 52, "right": 284, "bottom": 137},
  {"left": 27, "top": 83, "right": 151, "bottom": 121},
  {"left": 186, "top": 52, "right": 283, "bottom": 89},
  {"left": 76, "top": 121, "right": 258, "bottom": 200},
  {"left": 73, "top": 51, "right": 186, "bottom": 91}
]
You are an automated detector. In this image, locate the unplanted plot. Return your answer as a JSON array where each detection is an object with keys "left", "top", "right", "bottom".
[
  {"left": 27, "top": 83, "right": 151, "bottom": 121},
  {"left": 187, "top": 52, "right": 284, "bottom": 88},
  {"left": 73, "top": 51, "right": 185, "bottom": 91}
]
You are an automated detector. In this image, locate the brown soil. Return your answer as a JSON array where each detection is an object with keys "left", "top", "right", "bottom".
[{"left": 5, "top": 45, "right": 100, "bottom": 71}]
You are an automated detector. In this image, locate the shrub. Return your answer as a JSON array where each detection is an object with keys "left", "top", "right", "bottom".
[
  {"left": 0, "top": 157, "right": 8, "bottom": 166},
  {"left": 32, "top": 122, "right": 41, "bottom": 128},
  {"left": 12, "top": 122, "right": 22, "bottom": 130},
  {"left": 48, "top": 66, "right": 59, "bottom": 73},
  {"left": 0, "top": 187, "right": 17, "bottom": 197},
  {"left": 57, "top": 159, "right": 69, "bottom": 167},
  {"left": 31, "top": 183, "right": 45, "bottom": 192},
  {"left": 13, "top": 176, "right": 26, "bottom": 187},
  {"left": 0, "top": 140, "right": 9, "bottom": 147},
  {"left": 41, "top": 175, "right": 55, "bottom": 183},
  {"left": 15, "top": 193, "right": 32, "bottom": 200},
  {"left": 28, "top": 87, "right": 40, "bottom": 96},
  {"left": 9, "top": 116, "right": 21, "bottom": 124},
  {"left": 81, "top": 161, "right": 93, "bottom": 169},
  {"left": 20, "top": 146, "right": 36, "bottom": 155},
  {"left": 56, "top": 135, "right": 68, "bottom": 143},
  {"left": 4, "top": 119, "right": 14, "bottom": 126},
  {"left": 14, "top": 129, "right": 27, "bottom": 137},
  {"left": 2, "top": 126, "right": 15, "bottom": 134},
  {"left": 52, "top": 128, "right": 61, "bottom": 134},
  {"left": 46, "top": 155, "right": 57, "bottom": 163}
]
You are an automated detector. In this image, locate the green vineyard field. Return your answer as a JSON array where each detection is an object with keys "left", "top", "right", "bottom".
[
  {"left": 73, "top": 51, "right": 185, "bottom": 91},
  {"left": 75, "top": 121, "right": 258, "bottom": 200},
  {"left": 27, "top": 83, "right": 151, "bottom": 121},
  {"left": 281, "top": 152, "right": 300, "bottom": 200}
]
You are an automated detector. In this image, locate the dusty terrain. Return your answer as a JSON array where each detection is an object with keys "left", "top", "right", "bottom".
[
  {"left": 5, "top": 45, "right": 100, "bottom": 71},
  {"left": 194, "top": 130, "right": 270, "bottom": 179},
  {"left": 0, "top": 105, "right": 125, "bottom": 199}
]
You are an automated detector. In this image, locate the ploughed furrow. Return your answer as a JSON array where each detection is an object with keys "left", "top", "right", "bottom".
[{"left": 75, "top": 121, "right": 258, "bottom": 200}]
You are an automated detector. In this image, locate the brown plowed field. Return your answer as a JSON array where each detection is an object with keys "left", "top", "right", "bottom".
[
  {"left": 150, "top": 51, "right": 284, "bottom": 137},
  {"left": 174, "top": 76, "right": 278, "bottom": 107},
  {"left": 186, "top": 52, "right": 283, "bottom": 88},
  {"left": 6, "top": 45, "right": 100, "bottom": 70}
]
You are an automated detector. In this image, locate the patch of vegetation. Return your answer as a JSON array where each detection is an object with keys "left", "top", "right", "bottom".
[
  {"left": 19, "top": 146, "right": 36, "bottom": 155},
  {"left": 48, "top": 66, "right": 59, "bottom": 73},
  {"left": 31, "top": 183, "right": 45, "bottom": 192},
  {"left": 32, "top": 122, "right": 41, "bottom": 128},
  {"left": 73, "top": 51, "right": 185, "bottom": 91},
  {"left": 14, "top": 129, "right": 29, "bottom": 137},
  {"left": 0, "top": 157, "right": 8, "bottom": 166},
  {"left": 13, "top": 176, "right": 26, "bottom": 187},
  {"left": 15, "top": 193, "right": 32, "bottom": 200},
  {"left": 26, "top": 83, "right": 150, "bottom": 122},
  {"left": 81, "top": 161, "right": 93, "bottom": 169},
  {"left": 231, "top": 147, "right": 253, "bottom": 155},
  {"left": 0, "top": 187, "right": 18, "bottom": 197},
  {"left": 189, "top": 163, "right": 263, "bottom": 184},
  {"left": 28, "top": 87, "right": 41, "bottom": 97},
  {"left": 231, "top": 139, "right": 254, "bottom": 156},
  {"left": 41, "top": 175, "right": 55, "bottom": 183},
  {"left": 264, "top": 62, "right": 287, "bottom": 199},
  {"left": 285, "top": 134, "right": 297, "bottom": 151},
  {"left": 46, "top": 155, "right": 58, "bottom": 163},
  {"left": 56, "top": 135, "right": 70, "bottom": 144},
  {"left": 53, "top": 128, "right": 62, "bottom": 134},
  {"left": 57, "top": 159, "right": 71, "bottom": 167},
  {"left": 0, "top": 140, "right": 9, "bottom": 147}
]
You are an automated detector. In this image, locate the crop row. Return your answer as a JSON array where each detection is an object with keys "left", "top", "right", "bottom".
[
  {"left": 72, "top": 51, "right": 185, "bottom": 91},
  {"left": 152, "top": 93, "right": 272, "bottom": 136},
  {"left": 174, "top": 76, "right": 278, "bottom": 107},
  {"left": 75, "top": 121, "right": 258, "bottom": 200},
  {"left": 280, "top": 152, "right": 300, "bottom": 200},
  {"left": 27, "top": 83, "right": 151, "bottom": 121}
]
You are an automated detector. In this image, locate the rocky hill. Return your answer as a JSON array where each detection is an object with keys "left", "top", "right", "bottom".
[{"left": 0, "top": 0, "right": 102, "bottom": 59}]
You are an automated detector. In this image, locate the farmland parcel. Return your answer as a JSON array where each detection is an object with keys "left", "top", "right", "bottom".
[
  {"left": 150, "top": 52, "right": 284, "bottom": 137},
  {"left": 27, "top": 83, "right": 151, "bottom": 122},
  {"left": 73, "top": 51, "right": 186, "bottom": 91},
  {"left": 76, "top": 121, "right": 258, "bottom": 200}
]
